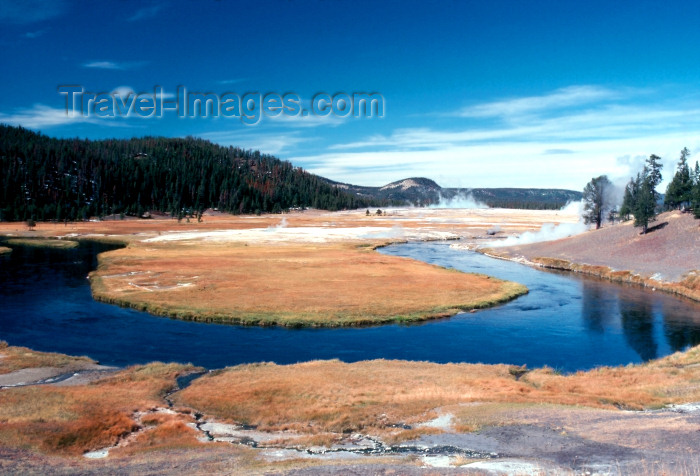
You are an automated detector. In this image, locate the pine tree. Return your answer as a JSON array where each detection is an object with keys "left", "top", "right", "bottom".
[
  {"left": 693, "top": 161, "right": 700, "bottom": 218},
  {"left": 665, "top": 147, "right": 692, "bottom": 210},
  {"left": 634, "top": 167, "right": 659, "bottom": 234},
  {"left": 619, "top": 177, "right": 638, "bottom": 221},
  {"left": 582, "top": 175, "right": 612, "bottom": 229}
]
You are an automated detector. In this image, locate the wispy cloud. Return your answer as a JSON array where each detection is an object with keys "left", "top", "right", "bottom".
[
  {"left": 543, "top": 148, "right": 576, "bottom": 155},
  {"left": 23, "top": 29, "right": 45, "bottom": 39},
  {"left": 83, "top": 60, "right": 147, "bottom": 70},
  {"left": 0, "top": 0, "right": 66, "bottom": 24},
  {"left": 456, "top": 85, "right": 622, "bottom": 119},
  {"left": 127, "top": 4, "right": 163, "bottom": 22},
  {"left": 217, "top": 79, "right": 247, "bottom": 85},
  {"left": 0, "top": 104, "right": 123, "bottom": 129},
  {"left": 291, "top": 85, "right": 700, "bottom": 189}
]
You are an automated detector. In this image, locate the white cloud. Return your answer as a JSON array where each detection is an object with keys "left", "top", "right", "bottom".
[
  {"left": 23, "top": 29, "right": 45, "bottom": 38},
  {"left": 217, "top": 79, "right": 247, "bottom": 85},
  {"left": 292, "top": 132, "right": 698, "bottom": 189},
  {"left": 300, "top": 85, "right": 700, "bottom": 188},
  {"left": 456, "top": 85, "right": 622, "bottom": 118},
  {"left": 0, "top": 103, "right": 118, "bottom": 129},
  {"left": 83, "top": 60, "right": 146, "bottom": 70},
  {"left": 127, "top": 4, "right": 163, "bottom": 22}
]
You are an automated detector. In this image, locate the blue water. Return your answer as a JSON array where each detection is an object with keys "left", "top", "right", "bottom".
[{"left": 0, "top": 241, "right": 699, "bottom": 372}]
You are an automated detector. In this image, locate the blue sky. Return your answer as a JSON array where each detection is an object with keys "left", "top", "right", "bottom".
[{"left": 1, "top": 0, "right": 700, "bottom": 190}]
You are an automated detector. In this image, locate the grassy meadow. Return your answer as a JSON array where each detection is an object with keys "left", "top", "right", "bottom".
[{"left": 89, "top": 240, "right": 527, "bottom": 327}]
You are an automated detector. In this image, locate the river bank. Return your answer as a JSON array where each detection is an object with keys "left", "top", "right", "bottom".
[
  {"left": 4, "top": 341, "right": 700, "bottom": 475},
  {"left": 478, "top": 210, "right": 700, "bottom": 303},
  {"left": 3, "top": 208, "right": 559, "bottom": 328}
]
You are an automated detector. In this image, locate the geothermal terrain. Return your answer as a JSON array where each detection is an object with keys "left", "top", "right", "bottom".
[{"left": 0, "top": 207, "right": 699, "bottom": 475}]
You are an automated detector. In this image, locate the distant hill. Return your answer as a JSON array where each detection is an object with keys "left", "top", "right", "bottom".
[
  {"left": 325, "top": 177, "right": 443, "bottom": 205},
  {"left": 324, "top": 177, "right": 582, "bottom": 209}
]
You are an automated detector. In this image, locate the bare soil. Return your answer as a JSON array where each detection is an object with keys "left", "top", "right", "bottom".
[{"left": 501, "top": 210, "right": 700, "bottom": 282}]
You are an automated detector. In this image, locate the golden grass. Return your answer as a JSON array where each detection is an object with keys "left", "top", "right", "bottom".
[
  {"left": 0, "top": 353, "right": 199, "bottom": 455},
  {"left": 118, "top": 412, "right": 202, "bottom": 454},
  {"left": 90, "top": 241, "right": 527, "bottom": 326},
  {"left": 0, "top": 341, "right": 95, "bottom": 375},
  {"left": 176, "top": 347, "right": 700, "bottom": 443},
  {"left": 0, "top": 246, "right": 10, "bottom": 255},
  {"left": 0, "top": 207, "right": 577, "bottom": 238}
]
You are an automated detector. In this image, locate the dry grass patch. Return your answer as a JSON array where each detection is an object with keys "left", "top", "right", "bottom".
[
  {"left": 0, "top": 341, "right": 95, "bottom": 375},
  {"left": 4, "top": 238, "right": 78, "bottom": 249},
  {"left": 176, "top": 360, "right": 536, "bottom": 440},
  {"left": 90, "top": 241, "right": 526, "bottom": 326},
  {"left": 0, "top": 246, "right": 10, "bottom": 255},
  {"left": 177, "top": 349, "right": 700, "bottom": 442},
  {"left": 115, "top": 411, "right": 202, "bottom": 454},
  {"left": 0, "top": 359, "right": 199, "bottom": 455}
]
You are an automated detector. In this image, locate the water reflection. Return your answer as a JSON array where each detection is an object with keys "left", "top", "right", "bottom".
[
  {"left": 619, "top": 293, "right": 657, "bottom": 361},
  {"left": 663, "top": 299, "right": 700, "bottom": 352},
  {"left": 581, "top": 280, "right": 618, "bottom": 334}
]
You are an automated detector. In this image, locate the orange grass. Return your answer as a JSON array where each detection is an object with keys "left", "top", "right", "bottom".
[
  {"left": 0, "top": 207, "right": 575, "bottom": 238},
  {"left": 0, "top": 358, "right": 198, "bottom": 455},
  {"left": 177, "top": 347, "right": 700, "bottom": 441},
  {"left": 0, "top": 341, "right": 95, "bottom": 375},
  {"left": 3, "top": 238, "right": 78, "bottom": 249},
  {"left": 90, "top": 241, "right": 526, "bottom": 326},
  {"left": 118, "top": 412, "right": 202, "bottom": 454}
]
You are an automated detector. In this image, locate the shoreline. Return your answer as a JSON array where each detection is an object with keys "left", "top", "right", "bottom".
[{"left": 478, "top": 248, "right": 700, "bottom": 304}]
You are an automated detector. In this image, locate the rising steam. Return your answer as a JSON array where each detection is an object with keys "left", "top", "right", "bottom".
[
  {"left": 429, "top": 192, "right": 488, "bottom": 209},
  {"left": 488, "top": 200, "right": 589, "bottom": 247}
]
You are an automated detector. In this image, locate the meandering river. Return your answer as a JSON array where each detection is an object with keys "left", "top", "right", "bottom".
[{"left": 1, "top": 241, "right": 699, "bottom": 372}]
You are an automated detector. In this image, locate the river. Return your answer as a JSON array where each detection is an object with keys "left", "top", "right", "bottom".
[{"left": 1, "top": 241, "right": 699, "bottom": 372}]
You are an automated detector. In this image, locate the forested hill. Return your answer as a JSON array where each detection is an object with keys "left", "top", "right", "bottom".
[
  {"left": 0, "top": 125, "right": 381, "bottom": 221},
  {"left": 325, "top": 177, "right": 582, "bottom": 209}
]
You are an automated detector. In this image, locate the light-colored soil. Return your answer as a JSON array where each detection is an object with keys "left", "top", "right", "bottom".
[
  {"left": 0, "top": 207, "right": 579, "bottom": 243},
  {"left": 498, "top": 210, "right": 699, "bottom": 282}
]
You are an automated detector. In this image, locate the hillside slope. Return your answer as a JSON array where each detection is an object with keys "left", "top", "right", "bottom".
[
  {"left": 326, "top": 176, "right": 582, "bottom": 209},
  {"left": 0, "top": 125, "right": 380, "bottom": 221},
  {"left": 496, "top": 210, "right": 700, "bottom": 294}
]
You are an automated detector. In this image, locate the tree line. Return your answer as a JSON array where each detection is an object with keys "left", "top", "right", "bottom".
[
  {"left": 0, "top": 125, "right": 384, "bottom": 222},
  {"left": 583, "top": 148, "right": 700, "bottom": 234}
]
